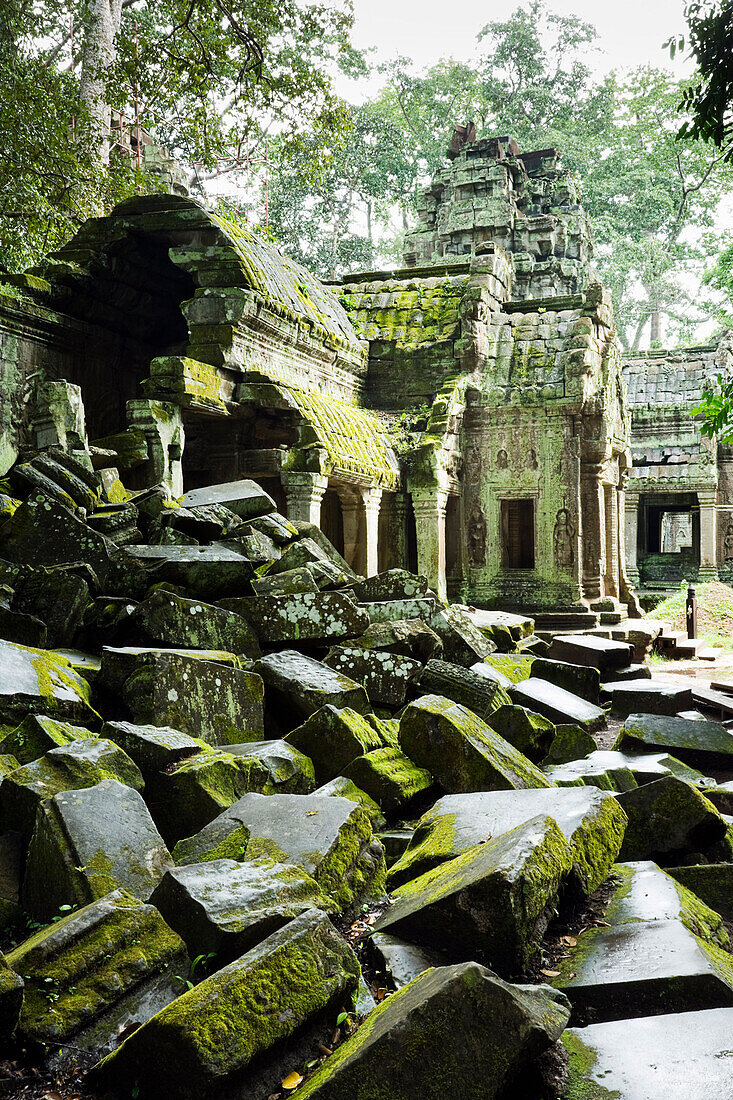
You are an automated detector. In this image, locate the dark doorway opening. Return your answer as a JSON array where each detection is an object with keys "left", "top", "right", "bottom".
[{"left": 501, "top": 499, "right": 535, "bottom": 569}]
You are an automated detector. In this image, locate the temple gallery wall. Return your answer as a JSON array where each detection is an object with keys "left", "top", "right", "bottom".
[{"left": 1, "top": 131, "right": 731, "bottom": 626}]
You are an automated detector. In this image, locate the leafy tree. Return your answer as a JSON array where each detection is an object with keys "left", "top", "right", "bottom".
[
  {"left": 0, "top": 0, "right": 359, "bottom": 270},
  {"left": 668, "top": 1, "right": 733, "bottom": 153}
]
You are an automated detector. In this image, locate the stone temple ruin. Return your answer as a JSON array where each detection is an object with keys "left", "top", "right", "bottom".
[{"left": 3, "top": 131, "right": 733, "bottom": 1098}]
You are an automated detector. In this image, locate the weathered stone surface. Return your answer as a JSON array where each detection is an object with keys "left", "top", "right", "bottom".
[
  {"left": 487, "top": 703, "right": 555, "bottom": 762},
  {"left": 130, "top": 589, "right": 259, "bottom": 658},
  {"left": 618, "top": 776, "right": 727, "bottom": 863},
  {"left": 98, "top": 644, "right": 240, "bottom": 692},
  {"left": 388, "top": 787, "right": 626, "bottom": 895},
  {"left": 324, "top": 646, "right": 422, "bottom": 707},
  {"left": 605, "top": 861, "right": 729, "bottom": 947},
  {"left": 604, "top": 662, "right": 652, "bottom": 682},
  {"left": 554, "top": 918, "right": 733, "bottom": 1025},
  {"left": 6, "top": 889, "right": 187, "bottom": 1049},
  {"left": 100, "top": 720, "right": 202, "bottom": 774},
  {"left": 615, "top": 713, "right": 733, "bottom": 768},
  {"left": 313, "top": 776, "right": 386, "bottom": 830},
  {"left": 0, "top": 602, "right": 47, "bottom": 647},
  {"left": 545, "top": 748, "right": 708, "bottom": 792},
  {"left": 342, "top": 747, "right": 434, "bottom": 815},
  {"left": 378, "top": 827, "right": 413, "bottom": 866},
  {"left": 285, "top": 705, "right": 392, "bottom": 782},
  {"left": 359, "top": 597, "right": 438, "bottom": 625},
  {"left": 173, "top": 792, "right": 385, "bottom": 913},
  {"left": 370, "top": 932, "right": 443, "bottom": 988},
  {"left": 22, "top": 779, "right": 172, "bottom": 920},
  {"left": 603, "top": 680, "right": 693, "bottom": 717},
  {"left": 294, "top": 962, "right": 570, "bottom": 1100},
  {"left": 469, "top": 659, "right": 514, "bottom": 689},
  {"left": 221, "top": 739, "right": 315, "bottom": 794},
  {"left": 509, "top": 678, "right": 606, "bottom": 731},
  {"left": 547, "top": 634, "right": 633, "bottom": 672},
  {"left": 270, "top": 537, "right": 352, "bottom": 587},
  {"left": 123, "top": 544, "right": 254, "bottom": 600},
  {"left": 418, "top": 658, "right": 512, "bottom": 721},
  {"left": 232, "top": 590, "right": 369, "bottom": 645},
  {"left": 0, "top": 497, "right": 113, "bottom": 576},
  {"left": 255, "top": 650, "right": 369, "bottom": 728},
  {"left": 429, "top": 605, "right": 495, "bottom": 666},
  {"left": 351, "top": 617, "right": 443, "bottom": 662},
  {"left": 250, "top": 565, "right": 318, "bottom": 595},
  {"left": 151, "top": 748, "right": 270, "bottom": 845},
  {"left": 668, "top": 864, "right": 733, "bottom": 921},
  {"left": 150, "top": 857, "right": 332, "bottom": 959},
  {"left": 90, "top": 909, "right": 361, "bottom": 1100},
  {"left": 0, "top": 713, "right": 96, "bottom": 764},
  {"left": 531, "top": 657, "right": 601, "bottom": 703},
  {"left": 375, "top": 815, "right": 573, "bottom": 973},
  {"left": 181, "top": 479, "right": 276, "bottom": 518},
  {"left": 0, "top": 639, "right": 96, "bottom": 726},
  {"left": 352, "top": 569, "right": 429, "bottom": 603},
  {"left": 562, "top": 1007, "right": 733, "bottom": 1100},
  {"left": 11, "top": 567, "right": 91, "bottom": 648},
  {"left": 399, "top": 695, "right": 552, "bottom": 794},
  {"left": 542, "top": 723, "right": 597, "bottom": 765},
  {"left": 0, "top": 737, "right": 143, "bottom": 837},
  {"left": 102, "top": 648, "right": 264, "bottom": 744},
  {"left": 706, "top": 781, "right": 733, "bottom": 814},
  {"left": 0, "top": 953, "right": 23, "bottom": 1040}
]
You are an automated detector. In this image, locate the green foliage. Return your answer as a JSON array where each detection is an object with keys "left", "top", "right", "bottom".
[
  {"left": 693, "top": 372, "right": 733, "bottom": 440},
  {"left": 670, "top": 2, "right": 733, "bottom": 153},
  {"left": 0, "top": 0, "right": 359, "bottom": 270}
]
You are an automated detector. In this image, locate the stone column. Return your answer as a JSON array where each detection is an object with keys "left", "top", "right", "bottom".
[
  {"left": 603, "top": 484, "right": 620, "bottom": 599},
  {"left": 698, "top": 488, "right": 719, "bottom": 581},
  {"left": 336, "top": 486, "right": 363, "bottom": 573},
  {"left": 580, "top": 463, "right": 604, "bottom": 602},
  {"left": 411, "top": 487, "right": 448, "bottom": 601},
  {"left": 127, "top": 399, "right": 184, "bottom": 499},
  {"left": 380, "top": 492, "right": 408, "bottom": 571},
  {"left": 281, "top": 471, "right": 328, "bottom": 525},
  {"left": 361, "top": 486, "right": 383, "bottom": 577},
  {"left": 624, "top": 491, "right": 640, "bottom": 588}
]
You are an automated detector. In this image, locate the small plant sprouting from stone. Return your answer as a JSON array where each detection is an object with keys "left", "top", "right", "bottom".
[{"left": 175, "top": 952, "right": 217, "bottom": 991}]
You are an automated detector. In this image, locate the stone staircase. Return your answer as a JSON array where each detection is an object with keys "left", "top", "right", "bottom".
[{"left": 654, "top": 622, "right": 722, "bottom": 661}]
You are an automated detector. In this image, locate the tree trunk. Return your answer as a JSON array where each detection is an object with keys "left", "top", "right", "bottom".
[
  {"left": 79, "top": 0, "right": 124, "bottom": 171},
  {"left": 366, "top": 199, "right": 373, "bottom": 267},
  {"left": 649, "top": 304, "right": 662, "bottom": 346}
]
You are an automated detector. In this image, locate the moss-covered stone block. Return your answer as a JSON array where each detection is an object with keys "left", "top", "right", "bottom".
[
  {"left": 313, "top": 775, "right": 387, "bottom": 830},
  {"left": 285, "top": 705, "right": 389, "bottom": 782},
  {"left": 0, "top": 953, "right": 23, "bottom": 1041},
  {"left": 130, "top": 589, "right": 260, "bottom": 658},
  {"left": 618, "top": 776, "right": 727, "bottom": 864},
  {"left": 294, "top": 962, "right": 570, "bottom": 1100},
  {"left": 224, "top": 739, "right": 315, "bottom": 794},
  {"left": 22, "top": 779, "right": 173, "bottom": 920},
  {"left": 7, "top": 889, "right": 187, "bottom": 1048},
  {"left": 487, "top": 704, "right": 555, "bottom": 762},
  {"left": 90, "top": 909, "right": 361, "bottom": 1099},
  {"left": 0, "top": 713, "right": 96, "bottom": 765},
  {"left": 0, "top": 638, "right": 97, "bottom": 727},
  {"left": 400, "top": 694, "right": 552, "bottom": 794},
  {"left": 541, "top": 723, "right": 597, "bottom": 766},
  {"left": 376, "top": 815, "right": 573, "bottom": 974},
  {"left": 0, "top": 737, "right": 144, "bottom": 838},
  {"left": 342, "top": 746, "right": 434, "bottom": 816},
  {"left": 150, "top": 856, "right": 333, "bottom": 959}
]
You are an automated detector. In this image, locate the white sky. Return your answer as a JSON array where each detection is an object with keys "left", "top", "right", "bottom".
[{"left": 339, "top": 0, "right": 693, "bottom": 98}]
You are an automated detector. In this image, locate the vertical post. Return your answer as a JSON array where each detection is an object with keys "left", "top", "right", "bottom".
[
  {"left": 697, "top": 489, "right": 719, "bottom": 582},
  {"left": 361, "top": 486, "right": 383, "bottom": 577},
  {"left": 686, "top": 585, "right": 698, "bottom": 639},
  {"left": 281, "top": 472, "right": 328, "bottom": 525},
  {"left": 410, "top": 487, "right": 448, "bottom": 601},
  {"left": 580, "top": 462, "right": 604, "bottom": 602},
  {"left": 336, "top": 486, "right": 363, "bottom": 573},
  {"left": 624, "top": 491, "right": 640, "bottom": 588},
  {"left": 603, "top": 484, "right": 620, "bottom": 599}
]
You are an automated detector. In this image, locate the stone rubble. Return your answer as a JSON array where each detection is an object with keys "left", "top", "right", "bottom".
[{"left": 1, "top": 467, "right": 733, "bottom": 1098}]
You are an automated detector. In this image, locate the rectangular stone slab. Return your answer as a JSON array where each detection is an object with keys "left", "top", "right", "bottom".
[
  {"left": 509, "top": 678, "right": 606, "bottom": 731},
  {"left": 89, "top": 909, "right": 361, "bottom": 1100},
  {"left": 234, "top": 591, "right": 370, "bottom": 644},
  {"left": 562, "top": 1008, "right": 733, "bottom": 1100},
  {"left": 547, "top": 634, "right": 633, "bottom": 672},
  {"left": 180, "top": 479, "right": 276, "bottom": 517},
  {"left": 554, "top": 919, "right": 733, "bottom": 1024},
  {"left": 603, "top": 861, "right": 729, "bottom": 947},
  {"left": 124, "top": 545, "right": 254, "bottom": 599},
  {"left": 255, "top": 650, "right": 369, "bottom": 727},
  {"left": 615, "top": 713, "right": 733, "bottom": 767},
  {"left": 668, "top": 864, "right": 733, "bottom": 922},
  {"left": 324, "top": 647, "right": 422, "bottom": 707},
  {"left": 602, "top": 680, "right": 693, "bottom": 717},
  {"left": 0, "top": 639, "right": 96, "bottom": 727}
]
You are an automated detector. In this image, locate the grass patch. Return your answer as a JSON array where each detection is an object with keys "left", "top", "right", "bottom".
[{"left": 652, "top": 580, "right": 733, "bottom": 652}]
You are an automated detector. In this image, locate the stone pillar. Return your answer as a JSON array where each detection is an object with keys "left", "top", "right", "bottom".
[
  {"left": 603, "top": 484, "right": 620, "bottom": 599},
  {"left": 698, "top": 488, "right": 719, "bottom": 581},
  {"left": 362, "top": 487, "right": 383, "bottom": 577},
  {"left": 31, "top": 379, "right": 88, "bottom": 457},
  {"left": 126, "top": 399, "right": 184, "bottom": 499},
  {"left": 335, "top": 486, "right": 363, "bottom": 572},
  {"left": 411, "top": 487, "right": 448, "bottom": 601},
  {"left": 281, "top": 472, "right": 328, "bottom": 525},
  {"left": 580, "top": 463, "right": 604, "bottom": 602},
  {"left": 624, "top": 491, "right": 640, "bottom": 588},
  {"left": 380, "top": 492, "right": 408, "bottom": 571}
]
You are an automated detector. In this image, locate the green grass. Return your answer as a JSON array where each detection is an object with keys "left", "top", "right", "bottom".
[{"left": 651, "top": 580, "right": 733, "bottom": 653}]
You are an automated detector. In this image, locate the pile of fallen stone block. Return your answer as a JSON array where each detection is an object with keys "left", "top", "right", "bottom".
[{"left": 1, "top": 449, "right": 733, "bottom": 1098}]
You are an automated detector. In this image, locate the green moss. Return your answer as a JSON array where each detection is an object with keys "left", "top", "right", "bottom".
[
  {"left": 387, "top": 813, "right": 457, "bottom": 887},
  {"left": 561, "top": 1030, "right": 622, "bottom": 1099}
]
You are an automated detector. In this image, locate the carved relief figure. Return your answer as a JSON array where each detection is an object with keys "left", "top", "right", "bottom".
[
  {"left": 553, "top": 507, "right": 575, "bottom": 569},
  {"left": 725, "top": 522, "right": 733, "bottom": 561},
  {"left": 497, "top": 448, "right": 508, "bottom": 469},
  {"left": 465, "top": 444, "right": 482, "bottom": 486},
  {"left": 527, "top": 449, "right": 538, "bottom": 470},
  {"left": 468, "top": 504, "right": 487, "bottom": 565}
]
